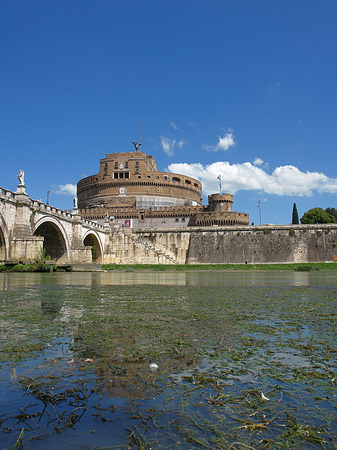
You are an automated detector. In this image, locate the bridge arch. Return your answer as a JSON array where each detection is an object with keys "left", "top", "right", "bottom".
[
  {"left": 33, "top": 217, "right": 70, "bottom": 263},
  {"left": 83, "top": 230, "right": 103, "bottom": 263},
  {"left": 0, "top": 214, "right": 9, "bottom": 263}
]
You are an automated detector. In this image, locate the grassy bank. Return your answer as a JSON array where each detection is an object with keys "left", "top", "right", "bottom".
[
  {"left": 102, "top": 262, "right": 337, "bottom": 271},
  {"left": 0, "top": 263, "right": 58, "bottom": 272}
]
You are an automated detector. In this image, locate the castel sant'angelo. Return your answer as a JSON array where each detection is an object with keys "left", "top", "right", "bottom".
[{"left": 77, "top": 143, "right": 249, "bottom": 228}]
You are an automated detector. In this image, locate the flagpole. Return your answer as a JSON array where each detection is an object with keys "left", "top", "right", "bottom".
[{"left": 217, "top": 175, "right": 222, "bottom": 195}]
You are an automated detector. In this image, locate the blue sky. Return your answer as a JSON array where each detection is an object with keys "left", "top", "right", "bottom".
[{"left": 1, "top": 0, "right": 337, "bottom": 225}]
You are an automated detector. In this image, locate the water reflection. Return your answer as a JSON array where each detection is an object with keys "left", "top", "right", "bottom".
[
  {"left": 1, "top": 270, "right": 337, "bottom": 449},
  {"left": 1, "top": 269, "right": 337, "bottom": 289}
]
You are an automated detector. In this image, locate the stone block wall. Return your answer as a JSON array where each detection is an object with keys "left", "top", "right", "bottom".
[
  {"left": 107, "top": 224, "right": 337, "bottom": 264},
  {"left": 10, "top": 237, "right": 44, "bottom": 262},
  {"left": 186, "top": 225, "right": 337, "bottom": 264},
  {"left": 107, "top": 229, "right": 191, "bottom": 264}
]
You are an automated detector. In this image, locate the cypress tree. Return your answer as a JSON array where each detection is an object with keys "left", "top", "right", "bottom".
[{"left": 292, "top": 203, "right": 299, "bottom": 224}]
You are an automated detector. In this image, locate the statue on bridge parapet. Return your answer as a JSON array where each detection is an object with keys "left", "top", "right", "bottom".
[
  {"left": 17, "top": 170, "right": 25, "bottom": 186},
  {"left": 73, "top": 196, "right": 78, "bottom": 209},
  {"left": 16, "top": 169, "right": 27, "bottom": 196}
]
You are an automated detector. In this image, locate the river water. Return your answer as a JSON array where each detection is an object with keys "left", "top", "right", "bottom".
[{"left": 0, "top": 270, "right": 336, "bottom": 449}]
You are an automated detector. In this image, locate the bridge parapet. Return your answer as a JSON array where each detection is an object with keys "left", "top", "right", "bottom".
[
  {"left": 81, "top": 218, "right": 105, "bottom": 230},
  {"left": 30, "top": 199, "right": 74, "bottom": 219},
  {"left": 1, "top": 188, "right": 15, "bottom": 200}
]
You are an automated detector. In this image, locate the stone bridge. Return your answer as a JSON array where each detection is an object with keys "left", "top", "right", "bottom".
[{"left": 0, "top": 183, "right": 109, "bottom": 265}]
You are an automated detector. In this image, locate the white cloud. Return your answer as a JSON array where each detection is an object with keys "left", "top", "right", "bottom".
[
  {"left": 253, "top": 157, "right": 264, "bottom": 166},
  {"left": 170, "top": 122, "right": 178, "bottom": 130},
  {"left": 204, "top": 132, "right": 236, "bottom": 152},
  {"left": 177, "top": 139, "right": 187, "bottom": 148},
  {"left": 168, "top": 160, "right": 337, "bottom": 197},
  {"left": 55, "top": 183, "right": 77, "bottom": 196},
  {"left": 160, "top": 136, "right": 187, "bottom": 156}
]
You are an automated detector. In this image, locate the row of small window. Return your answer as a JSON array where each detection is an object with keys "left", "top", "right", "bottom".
[
  {"left": 113, "top": 172, "right": 130, "bottom": 179},
  {"left": 113, "top": 161, "right": 134, "bottom": 169},
  {"left": 110, "top": 161, "right": 139, "bottom": 169},
  {"left": 101, "top": 169, "right": 198, "bottom": 187},
  {"left": 104, "top": 161, "right": 137, "bottom": 174}
]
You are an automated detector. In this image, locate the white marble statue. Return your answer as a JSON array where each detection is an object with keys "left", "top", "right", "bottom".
[
  {"left": 73, "top": 196, "right": 78, "bottom": 209},
  {"left": 17, "top": 170, "right": 25, "bottom": 185}
]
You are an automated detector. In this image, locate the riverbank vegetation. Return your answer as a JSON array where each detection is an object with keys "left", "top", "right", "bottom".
[
  {"left": 0, "top": 248, "right": 58, "bottom": 272},
  {"left": 102, "top": 262, "right": 337, "bottom": 271},
  {"left": 0, "top": 262, "right": 58, "bottom": 272}
]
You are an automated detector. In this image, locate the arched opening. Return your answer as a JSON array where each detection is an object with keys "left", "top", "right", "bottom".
[
  {"left": 0, "top": 226, "right": 6, "bottom": 263},
  {"left": 34, "top": 221, "right": 67, "bottom": 262},
  {"left": 83, "top": 233, "right": 102, "bottom": 263}
]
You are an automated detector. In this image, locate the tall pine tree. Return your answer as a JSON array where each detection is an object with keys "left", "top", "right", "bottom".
[{"left": 292, "top": 203, "right": 299, "bottom": 224}]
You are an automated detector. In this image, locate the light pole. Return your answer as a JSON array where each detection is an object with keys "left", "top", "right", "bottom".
[{"left": 257, "top": 199, "right": 262, "bottom": 225}]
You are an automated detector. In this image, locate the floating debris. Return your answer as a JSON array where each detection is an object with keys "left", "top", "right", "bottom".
[
  {"left": 85, "top": 358, "right": 94, "bottom": 363},
  {"left": 261, "top": 392, "right": 270, "bottom": 401}
]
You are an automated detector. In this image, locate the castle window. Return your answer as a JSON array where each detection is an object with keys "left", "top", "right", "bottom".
[
  {"left": 125, "top": 161, "right": 128, "bottom": 169},
  {"left": 125, "top": 172, "right": 129, "bottom": 179},
  {"left": 135, "top": 161, "right": 139, "bottom": 167},
  {"left": 119, "top": 172, "right": 124, "bottom": 179},
  {"left": 185, "top": 180, "right": 191, "bottom": 185},
  {"left": 114, "top": 172, "right": 118, "bottom": 179},
  {"left": 172, "top": 177, "right": 180, "bottom": 182},
  {"left": 114, "top": 162, "right": 118, "bottom": 169}
]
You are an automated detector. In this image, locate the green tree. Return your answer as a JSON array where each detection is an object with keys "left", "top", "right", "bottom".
[
  {"left": 292, "top": 203, "right": 299, "bottom": 224},
  {"left": 300, "top": 207, "right": 337, "bottom": 224},
  {"left": 325, "top": 207, "right": 337, "bottom": 221}
]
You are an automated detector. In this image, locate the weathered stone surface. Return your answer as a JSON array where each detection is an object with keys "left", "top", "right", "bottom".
[
  {"left": 185, "top": 225, "right": 337, "bottom": 264},
  {"left": 108, "top": 225, "right": 337, "bottom": 264},
  {"left": 0, "top": 186, "right": 108, "bottom": 264}
]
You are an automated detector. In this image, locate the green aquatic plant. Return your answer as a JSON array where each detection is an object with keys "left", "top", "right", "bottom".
[{"left": 0, "top": 278, "right": 337, "bottom": 448}]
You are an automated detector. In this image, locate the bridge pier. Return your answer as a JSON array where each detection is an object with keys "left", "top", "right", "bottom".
[
  {"left": 71, "top": 212, "right": 96, "bottom": 264},
  {"left": 10, "top": 185, "right": 44, "bottom": 262}
]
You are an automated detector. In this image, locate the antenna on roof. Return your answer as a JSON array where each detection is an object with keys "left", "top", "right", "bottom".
[{"left": 140, "top": 120, "right": 142, "bottom": 150}]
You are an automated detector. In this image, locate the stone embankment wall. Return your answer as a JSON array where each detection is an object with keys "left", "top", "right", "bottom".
[
  {"left": 107, "top": 229, "right": 191, "bottom": 264},
  {"left": 107, "top": 224, "right": 337, "bottom": 264}
]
